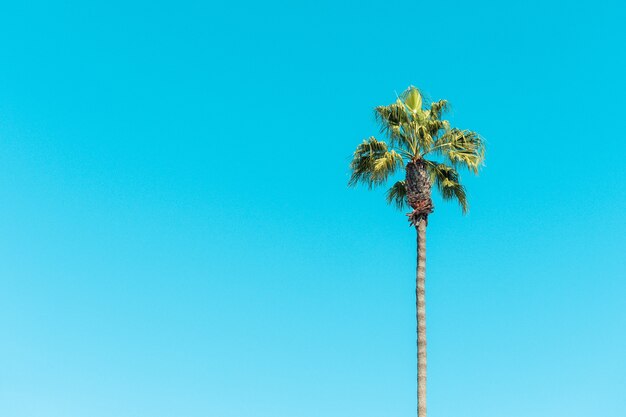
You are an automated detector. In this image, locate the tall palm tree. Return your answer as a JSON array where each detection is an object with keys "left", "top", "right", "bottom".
[{"left": 348, "top": 86, "right": 485, "bottom": 417}]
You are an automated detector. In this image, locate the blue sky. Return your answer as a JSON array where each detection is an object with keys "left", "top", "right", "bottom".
[{"left": 1, "top": 1, "right": 624, "bottom": 416}]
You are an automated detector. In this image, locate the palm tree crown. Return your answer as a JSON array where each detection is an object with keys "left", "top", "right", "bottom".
[{"left": 349, "top": 86, "right": 485, "bottom": 219}]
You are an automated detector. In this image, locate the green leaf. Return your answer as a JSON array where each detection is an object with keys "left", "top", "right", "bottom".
[
  {"left": 404, "top": 86, "right": 422, "bottom": 113},
  {"left": 425, "top": 160, "right": 469, "bottom": 213},
  {"left": 386, "top": 180, "right": 408, "bottom": 210},
  {"left": 348, "top": 137, "right": 404, "bottom": 189},
  {"left": 427, "top": 128, "right": 485, "bottom": 174}
]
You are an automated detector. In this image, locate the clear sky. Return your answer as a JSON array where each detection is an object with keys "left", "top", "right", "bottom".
[{"left": 1, "top": 1, "right": 624, "bottom": 417}]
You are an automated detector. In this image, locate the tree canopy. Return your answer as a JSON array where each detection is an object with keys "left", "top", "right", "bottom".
[{"left": 348, "top": 86, "right": 485, "bottom": 213}]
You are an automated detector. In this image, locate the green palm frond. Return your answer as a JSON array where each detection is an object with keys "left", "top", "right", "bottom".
[
  {"left": 428, "top": 100, "right": 449, "bottom": 120},
  {"left": 427, "top": 128, "right": 485, "bottom": 173},
  {"left": 400, "top": 86, "right": 423, "bottom": 113},
  {"left": 374, "top": 99, "right": 414, "bottom": 151},
  {"left": 425, "top": 160, "right": 468, "bottom": 213},
  {"left": 386, "top": 180, "right": 408, "bottom": 210},
  {"left": 349, "top": 137, "right": 404, "bottom": 188},
  {"left": 422, "top": 109, "right": 449, "bottom": 138},
  {"left": 415, "top": 122, "right": 434, "bottom": 151}
]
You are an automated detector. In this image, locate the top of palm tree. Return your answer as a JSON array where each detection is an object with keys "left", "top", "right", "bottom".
[{"left": 348, "top": 86, "right": 485, "bottom": 213}]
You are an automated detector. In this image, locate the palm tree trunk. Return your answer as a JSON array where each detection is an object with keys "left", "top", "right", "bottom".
[
  {"left": 406, "top": 159, "right": 432, "bottom": 417},
  {"left": 416, "top": 219, "right": 427, "bottom": 417}
]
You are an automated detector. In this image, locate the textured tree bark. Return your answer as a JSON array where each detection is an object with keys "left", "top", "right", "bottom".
[
  {"left": 416, "top": 219, "right": 427, "bottom": 417},
  {"left": 406, "top": 160, "right": 433, "bottom": 226}
]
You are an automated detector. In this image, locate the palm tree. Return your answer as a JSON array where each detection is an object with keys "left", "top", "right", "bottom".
[{"left": 348, "top": 86, "right": 485, "bottom": 417}]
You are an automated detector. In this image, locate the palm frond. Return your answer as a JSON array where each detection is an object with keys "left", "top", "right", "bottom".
[
  {"left": 415, "top": 123, "right": 434, "bottom": 151},
  {"left": 386, "top": 180, "right": 408, "bottom": 210},
  {"left": 348, "top": 137, "right": 404, "bottom": 188},
  {"left": 374, "top": 100, "right": 414, "bottom": 150},
  {"left": 423, "top": 118, "right": 448, "bottom": 140},
  {"left": 428, "top": 100, "right": 449, "bottom": 120},
  {"left": 427, "top": 128, "right": 485, "bottom": 173},
  {"left": 400, "top": 86, "right": 423, "bottom": 113},
  {"left": 425, "top": 160, "right": 468, "bottom": 213}
]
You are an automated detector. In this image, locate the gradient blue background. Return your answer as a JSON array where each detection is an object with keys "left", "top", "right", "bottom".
[{"left": 1, "top": 1, "right": 624, "bottom": 416}]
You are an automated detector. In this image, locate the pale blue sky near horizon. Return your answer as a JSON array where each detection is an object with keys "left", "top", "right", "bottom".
[{"left": 1, "top": 1, "right": 625, "bottom": 417}]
